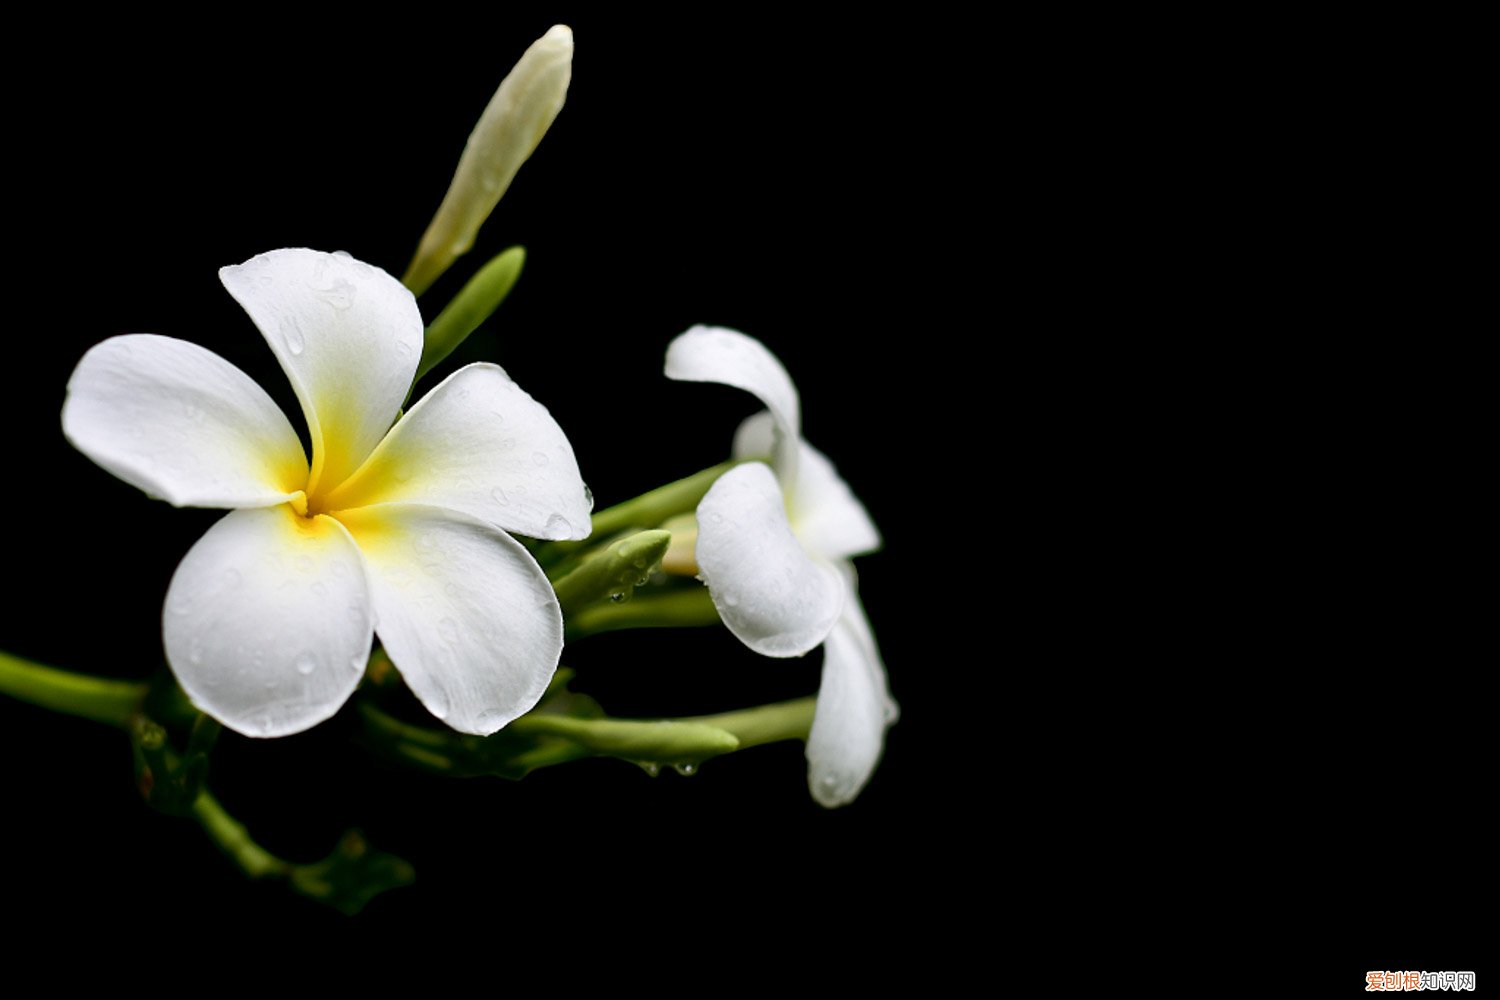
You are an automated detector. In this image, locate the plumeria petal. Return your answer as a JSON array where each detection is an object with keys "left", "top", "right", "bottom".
[
  {"left": 335, "top": 503, "right": 562, "bottom": 735},
  {"left": 162, "top": 505, "right": 374, "bottom": 738},
  {"left": 733, "top": 412, "right": 881, "bottom": 560},
  {"left": 694, "top": 463, "right": 842, "bottom": 657},
  {"left": 806, "top": 570, "right": 897, "bottom": 808},
  {"left": 62, "top": 334, "right": 306, "bottom": 508},
  {"left": 320, "top": 363, "right": 591, "bottom": 540},
  {"left": 666, "top": 326, "right": 801, "bottom": 485},
  {"left": 219, "top": 249, "right": 423, "bottom": 497}
]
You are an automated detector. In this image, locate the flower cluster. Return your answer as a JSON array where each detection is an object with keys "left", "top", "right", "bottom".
[{"left": 51, "top": 25, "right": 894, "bottom": 814}]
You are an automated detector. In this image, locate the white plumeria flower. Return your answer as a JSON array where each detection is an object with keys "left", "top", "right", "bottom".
[
  {"left": 62, "top": 248, "right": 591, "bottom": 739},
  {"left": 664, "top": 326, "right": 897, "bottom": 807}
]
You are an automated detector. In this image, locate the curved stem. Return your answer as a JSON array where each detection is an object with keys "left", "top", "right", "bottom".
[
  {"left": 191, "top": 791, "right": 291, "bottom": 880},
  {"left": 0, "top": 650, "right": 145, "bottom": 729}
]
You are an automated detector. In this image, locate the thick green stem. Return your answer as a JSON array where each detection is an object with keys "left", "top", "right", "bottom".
[
  {"left": 536, "top": 461, "right": 741, "bottom": 567},
  {"left": 0, "top": 650, "right": 145, "bottom": 729},
  {"left": 685, "top": 697, "right": 818, "bottom": 749},
  {"left": 566, "top": 587, "right": 720, "bottom": 639},
  {"left": 191, "top": 791, "right": 291, "bottom": 880},
  {"left": 589, "top": 461, "right": 739, "bottom": 537}
]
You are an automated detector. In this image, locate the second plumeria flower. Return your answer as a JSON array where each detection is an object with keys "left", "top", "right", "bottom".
[
  {"left": 665, "top": 326, "right": 897, "bottom": 806},
  {"left": 62, "top": 248, "right": 592, "bottom": 738}
]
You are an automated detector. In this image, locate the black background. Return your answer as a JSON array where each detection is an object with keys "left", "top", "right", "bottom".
[{"left": 1, "top": 9, "right": 1488, "bottom": 987}]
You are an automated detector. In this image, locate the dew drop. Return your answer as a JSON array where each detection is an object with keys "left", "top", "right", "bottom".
[
  {"left": 499, "top": 437, "right": 516, "bottom": 452},
  {"left": 350, "top": 654, "right": 367, "bottom": 673},
  {"left": 639, "top": 762, "right": 661, "bottom": 777},
  {"left": 313, "top": 278, "right": 356, "bottom": 310},
  {"left": 188, "top": 645, "right": 204, "bottom": 666},
  {"left": 608, "top": 591, "right": 628, "bottom": 603},
  {"left": 710, "top": 512, "right": 725, "bottom": 524},
  {"left": 673, "top": 763, "right": 698, "bottom": 777},
  {"left": 333, "top": 250, "right": 352, "bottom": 258},
  {"left": 545, "top": 513, "right": 571, "bottom": 537},
  {"left": 396, "top": 340, "right": 413, "bottom": 356},
  {"left": 490, "top": 486, "right": 510, "bottom": 506},
  {"left": 583, "top": 486, "right": 594, "bottom": 511},
  {"left": 294, "top": 651, "right": 318, "bottom": 675},
  {"left": 724, "top": 593, "right": 739, "bottom": 608},
  {"left": 282, "top": 318, "right": 305, "bottom": 356},
  {"left": 532, "top": 451, "right": 549, "bottom": 467},
  {"left": 636, "top": 575, "right": 651, "bottom": 587},
  {"left": 427, "top": 688, "right": 451, "bottom": 719}
]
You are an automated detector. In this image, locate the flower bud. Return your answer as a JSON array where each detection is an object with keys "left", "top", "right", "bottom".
[{"left": 404, "top": 25, "right": 572, "bottom": 296}]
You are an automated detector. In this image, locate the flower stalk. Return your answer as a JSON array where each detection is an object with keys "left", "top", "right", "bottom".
[{"left": 0, "top": 650, "right": 144, "bottom": 729}]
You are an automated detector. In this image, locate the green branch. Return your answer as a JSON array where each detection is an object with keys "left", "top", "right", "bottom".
[{"left": 0, "top": 650, "right": 145, "bottom": 729}]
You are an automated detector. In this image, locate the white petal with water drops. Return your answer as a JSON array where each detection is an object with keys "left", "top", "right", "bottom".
[
  {"left": 805, "top": 573, "right": 896, "bottom": 808},
  {"left": 220, "top": 248, "right": 423, "bottom": 495},
  {"left": 335, "top": 503, "right": 563, "bottom": 735},
  {"left": 693, "top": 463, "right": 842, "bottom": 657},
  {"left": 162, "top": 505, "right": 373, "bottom": 738},
  {"left": 62, "top": 335, "right": 307, "bottom": 509},
  {"left": 666, "top": 326, "right": 802, "bottom": 484},
  {"left": 323, "top": 363, "right": 591, "bottom": 540}
]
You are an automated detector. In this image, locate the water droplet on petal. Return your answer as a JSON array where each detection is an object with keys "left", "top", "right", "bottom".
[
  {"left": 724, "top": 594, "right": 739, "bottom": 608},
  {"left": 639, "top": 762, "right": 661, "bottom": 777},
  {"left": 332, "top": 250, "right": 352, "bottom": 259},
  {"left": 396, "top": 340, "right": 413, "bottom": 356},
  {"left": 673, "top": 763, "right": 697, "bottom": 777},
  {"left": 491, "top": 486, "right": 510, "bottom": 506},
  {"left": 498, "top": 438, "right": 516, "bottom": 452},
  {"left": 532, "top": 451, "right": 549, "bottom": 467},
  {"left": 710, "top": 512, "right": 725, "bottom": 524},
  {"left": 583, "top": 486, "right": 594, "bottom": 510},
  {"left": 350, "top": 654, "right": 367, "bottom": 673},
  {"left": 313, "top": 278, "right": 356, "bottom": 310},
  {"left": 608, "top": 591, "right": 628, "bottom": 603},
  {"left": 427, "top": 688, "right": 451, "bottom": 720},
  {"left": 545, "top": 513, "right": 571, "bottom": 537},
  {"left": 282, "top": 317, "right": 305, "bottom": 356},
  {"left": 635, "top": 575, "right": 651, "bottom": 587},
  {"left": 294, "top": 651, "right": 318, "bottom": 675}
]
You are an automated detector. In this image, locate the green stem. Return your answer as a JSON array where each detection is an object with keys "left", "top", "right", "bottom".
[
  {"left": 566, "top": 587, "right": 720, "bottom": 639},
  {"left": 0, "top": 650, "right": 145, "bottom": 729},
  {"left": 191, "top": 791, "right": 292, "bottom": 880},
  {"left": 685, "top": 697, "right": 818, "bottom": 749},
  {"left": 536, "top": 461, "right": 741, "bottom": 566}
]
